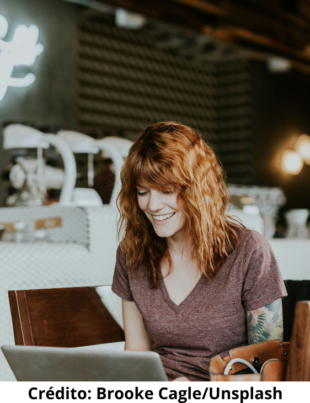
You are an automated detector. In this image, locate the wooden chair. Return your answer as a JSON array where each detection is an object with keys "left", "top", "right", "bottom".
[
  {"left": 8, "top": 286, "right": 125, "bottom": 348},
  {"left": 286, "top": 301, "right": 310, "bottom": 381}
]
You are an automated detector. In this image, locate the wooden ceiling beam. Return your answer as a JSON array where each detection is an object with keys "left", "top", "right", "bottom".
[
  {"left": 211, "top": 25, "right": 310, "bottom": 63},
  {"left": 299, "top": 0, "right": 310, "bottom": 21},
  {"left": 93, "top": 0, "right": 209, "bottom": 33},
  {"left": 170, "top": 0, "right": 225, "bottom": 17},
  {"left": 170, "top": 0, "right": 310, "bottom": 44},
  {"left": 190, "top": 1, "right": 310, "bottom": 70},
  {"left": 94, "top": 0, "right": 310, "bottom": 43},
  {"left": 92, "top": 0, "right": 310, "bottom": 71},
  {"left": 249, "top": 0, "right": 310, "bottom": 28}
]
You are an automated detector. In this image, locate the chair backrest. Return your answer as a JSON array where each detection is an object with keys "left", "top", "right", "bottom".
[
  {"left": 8, "top": 286, "right": 125, "bottom": 348},
  {"left": 283, "top": 280, "right": 310, "bottom": 341},
  {"left": 286, "top": 301, "right": 310, "bottom": 381}
]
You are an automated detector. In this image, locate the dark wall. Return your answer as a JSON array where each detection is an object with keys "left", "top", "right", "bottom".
[
  {"left": 0, "top": 0, "right": 81, "bottom": 205},
  {"left": 251, "top": 61, "right": 310, "bottom": 210}
]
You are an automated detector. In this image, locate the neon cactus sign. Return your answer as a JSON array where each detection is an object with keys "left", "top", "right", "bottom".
[{"left": 0, "top": 15, "right": 44, "bottom": 101}]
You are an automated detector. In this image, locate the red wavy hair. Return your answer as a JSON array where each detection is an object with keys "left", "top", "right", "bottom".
[{"left": 117, "top": 121, "right": 243, "bottom": 288}]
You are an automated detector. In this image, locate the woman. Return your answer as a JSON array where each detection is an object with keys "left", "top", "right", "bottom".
[{"left": 112, "top": 122, "right": 287, "bottom": 381}]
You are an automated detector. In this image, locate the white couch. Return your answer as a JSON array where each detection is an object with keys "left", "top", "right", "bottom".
[{"left": 0, "top": 205, "right": 121, "bottom": 381}]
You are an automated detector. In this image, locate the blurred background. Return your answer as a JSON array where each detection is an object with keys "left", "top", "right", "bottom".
[{"left": 1, "top": 0, "right": 310, "bottom": 236}]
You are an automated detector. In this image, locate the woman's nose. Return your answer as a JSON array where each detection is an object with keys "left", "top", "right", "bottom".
[{"left": 147, "top": 190, "right": 164, "bottom": 212}]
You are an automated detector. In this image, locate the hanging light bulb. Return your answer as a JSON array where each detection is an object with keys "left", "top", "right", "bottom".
[
  {"left": 295, "top": 134, "right": 310, "bottom": 164},
  {"left": 281, "top": 150, "right": 303, "bottom": 175}
]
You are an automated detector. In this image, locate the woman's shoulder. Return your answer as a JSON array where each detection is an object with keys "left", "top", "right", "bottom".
[
  {"left": 114, "top": 244, "right": 151, "bottom": 296},
  {"left": 116, "top": 244, "right": 129, "bottom": 271},
  {"left": 116, "top": 243, "right": 126, "bottom": 259},
  {"left": 116, "top": 244, "right": 147, "bottom": 278},
  {"left": 232, "top": 227, "right": 273, "bottom": 260},
  {"left": 240, "top": 228, "right": 270, "bottom": 248}
]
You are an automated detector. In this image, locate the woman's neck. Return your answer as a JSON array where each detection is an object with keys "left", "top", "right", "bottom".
[{"left": 166, "top": 230, "right": 194, "bottom": 261}]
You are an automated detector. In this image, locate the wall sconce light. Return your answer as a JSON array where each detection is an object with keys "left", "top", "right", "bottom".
[
  {"left": 295, "top": 134, "right": 310, "bottom": 164},
  {"left": 281, "top": 133, "right": 310, "bottom": 175},
  {"left": 281, "top": 150, "right": 303, "bottom": 175}
]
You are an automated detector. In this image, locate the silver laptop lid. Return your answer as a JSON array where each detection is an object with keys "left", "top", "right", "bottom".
[{"left": 1, "top": 345, "right": 168, "bottom": 382}]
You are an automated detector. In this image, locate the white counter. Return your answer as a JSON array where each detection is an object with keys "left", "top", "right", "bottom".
[
  {"left": 232, "top": 210, "right": 310, "bottom": 280},
  {"left": 269, "top": 239, "right": 310, "bottom": 280}
]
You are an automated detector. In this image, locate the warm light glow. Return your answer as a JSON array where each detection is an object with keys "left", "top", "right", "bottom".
[
  {"left": 295, "top": 134, "right": 310, "bottom": 164},
  {"left": 281, "top": 150, "right": 303, "bottom": 175},
  {"left": 0, "top": 15, "right": 44, "bottom": 101}
]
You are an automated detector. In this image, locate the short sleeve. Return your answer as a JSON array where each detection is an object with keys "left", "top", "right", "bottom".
[
  {"left": 242, "top": 231, "right": 288, "bottom": 312},
  {"left": 111, "top": 246, "right": 134, "bottom": 301}
]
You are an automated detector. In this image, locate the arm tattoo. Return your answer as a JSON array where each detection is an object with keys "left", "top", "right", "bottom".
[{"left": 246, "top": 298, "right": 283, "bottom": 345}]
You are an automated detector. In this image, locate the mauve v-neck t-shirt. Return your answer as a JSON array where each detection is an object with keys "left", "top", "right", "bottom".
[{"left": 112, "top": 229, "right": 287, "bottom": 381}]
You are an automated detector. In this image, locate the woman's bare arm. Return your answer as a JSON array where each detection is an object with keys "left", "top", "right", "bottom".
[
  {"left": 246, "top": 298, "right": 283, "bottom": 344},
  {"left": 122, "top": 299, "right": 151, "bottom": 351}
]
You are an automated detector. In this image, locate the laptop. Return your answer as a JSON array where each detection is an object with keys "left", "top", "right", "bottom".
[{"left": 1, "top": 345, "right": 168, "bottom": 381}]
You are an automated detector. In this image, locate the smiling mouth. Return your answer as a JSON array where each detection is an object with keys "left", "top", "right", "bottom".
[{"left": 152, "top": 212, "right": 176, "bottom": 222}]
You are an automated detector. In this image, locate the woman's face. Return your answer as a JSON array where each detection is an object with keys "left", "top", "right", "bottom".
[{"left": 136, "top": 184, "right": 186, "bottom": 239}]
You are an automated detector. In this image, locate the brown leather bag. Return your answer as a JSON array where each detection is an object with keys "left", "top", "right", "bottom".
[{"left": 210, "top": 339, "right": 290, "bottom": 381}]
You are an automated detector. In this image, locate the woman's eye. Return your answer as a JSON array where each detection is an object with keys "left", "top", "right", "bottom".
[
  {"left": 137, "top": 191, "right": 148, "bottom": 196},
  {"left": 162, "top": 190, "right": 173, "bottom": 194}
]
